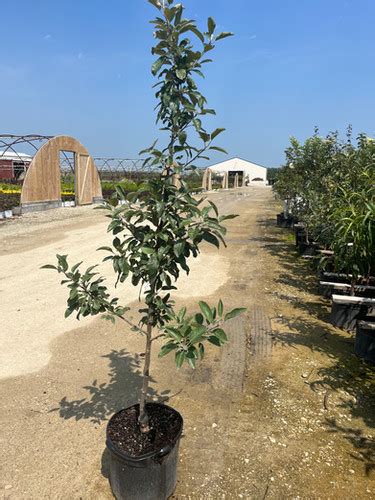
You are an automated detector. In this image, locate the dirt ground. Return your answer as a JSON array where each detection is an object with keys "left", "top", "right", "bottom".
[{"left": 0, "top": 187, "right": 374, "bottom": 499}]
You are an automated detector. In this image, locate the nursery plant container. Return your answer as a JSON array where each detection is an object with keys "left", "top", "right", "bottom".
[
  {"left": 294, "top": 224, "right": 305, "bottom": 246},
  {"left": 320, "top": 272, "right": 375, "bottom": 286},
  {"left": 355, "top": 321, "right": 375, "bottom": 365},
  {"left": 319, "top": 282, "right": 375, "bottom": 299},
  {"left": 282, "top": 216, "right": 293, "bottom": 228},
  {"left": 319, "top": 281, "right": 348, "bottom": 299},
  {"left": 319, "top": 272, "right": 351, "bottom": 284},
  {"left": 330, "top": 294, "right": 375, "bottom": 331},
  {"left": 276, "top": 212, "right": 293, "bottom": 228},
  {"left": 298, "top": 241, "right": 317, "bottom": 256},
  {"left": 106, "top": 403, "right": 183, "bottom": 500}
]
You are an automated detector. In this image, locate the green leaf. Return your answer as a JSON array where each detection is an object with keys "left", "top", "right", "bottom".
[
  {"left": 64, "top": 308, "right": 74, "bottom": 318},
  {"left": 214, "top": 328, "right": 228, "bottom": 343},
  {"left": 56, "top": 254, "right": 68, "bottom": 272},
  {"left": 195, "top": 313, "right": 204, "bottom": 325},
  {"left": 152, "top": 57, "right": 164, "bottom": 75},
  {"left": 224, "top": 308, "right": 247, "bottom": 321},
  {"left": 71, "top": 261, "right": 83, "bottom": 273},
  {"left": 207, "top": 17, "right": 216, "bottom": 35},
  {"left": 176, "top": 69, "right": 187, "bottom": 80},
  {"left": 208, "top": 335, "right": 221, "bottom": 346},
  {"left": 218, "top": 299, "right": 223, "bottom": 317},
  {"left": 188, "top": 357, "right": 196, "bottom": 369},
  {"left": 199, "top": 301, "right": 213, "bottom": 323},
  {"left": 178, "top": 307, "right": 187, "bottom": 320},
  {"left": 189, "top": 325, "right": 206, "bottom": 343},
  {"left": 211, "top": 128, "right": 225, "bottom": 140},
  {"left": 219, "top": 214, "right": 238, "bottom": 222},
  {"left": 209, "top": 146, "right": 228, "bottom": 154},
  {"left": 178, "top": 131, "right": 187, "bottom": 145},
  {"left": 148, "top": 0, "right": 161, "bottom": 9},
  {"left": 198, "top": 343, "right": 205, "bottom": 359},
  {"left": 141, "top": 247, "right": 155, "bottom": 255},
  {"left": 201, "top": 109, "right": 216, "bottom": 115},
  {"left": 189, "top": 26, "right": 204, "bottom": 43},
  {"left": 41, "top": 264, "right": 57, "bottom": 270},
  {"left": 208, "top": 200, "right": 218, "bottom": 216},
  {"left": 159, "top": 343, "right": 177, "bottom": 357},
  {"left": 202, "top": 232, "right": 220, "bottom": 248},
  {"left": 198, "top": 131, "right": 210, "bottom": 143},
  {"left": 173, "top": 241, "right": 185, "bottom": 257},
  {"left": 97, "top": 246, "right": 113, "bottom": 253},
  {"left": 175, "top": 351, "right": 186, "bottom": 368},
  {"left": 216, "top": 32, "right": 234, "bottom": 41}
]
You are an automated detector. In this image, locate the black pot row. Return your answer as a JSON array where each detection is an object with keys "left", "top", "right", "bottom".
[
  {"left": 275, "top": 213, "right": 375, "bottom": 365},
  {"left": 329, "top": 299, "right": 375, "bottom": 365},
  {"left": 318, "top": 275, "right": 375, "bottom": 365}
]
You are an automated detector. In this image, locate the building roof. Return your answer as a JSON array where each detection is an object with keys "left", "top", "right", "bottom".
[
  {"left": 208, "top": 157, "right": 268, "bottom": 171},
  {"left": 0, "top": 150, "right": 33, "bottom": 162}
]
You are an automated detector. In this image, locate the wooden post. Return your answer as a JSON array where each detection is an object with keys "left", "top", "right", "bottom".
[
  {"left": 202, "top": 169, "right": 208, "bottom": 190},
  {"left": 221, "top": 172, "right": 226, "bottom": 189},
  {"left": 207, "top": 168, "right": 212, "bottom": 190}
]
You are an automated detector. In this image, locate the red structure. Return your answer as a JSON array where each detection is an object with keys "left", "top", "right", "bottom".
[{"left": 0, "top": 152, "right": 32, "bottom": 180}]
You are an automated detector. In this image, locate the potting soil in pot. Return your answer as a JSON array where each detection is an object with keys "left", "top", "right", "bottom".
[{"left": 107, "top": 403, "right": 182, "bottom": 457}]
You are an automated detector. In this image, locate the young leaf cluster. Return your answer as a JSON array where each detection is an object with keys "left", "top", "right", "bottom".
[
  {"left": 143, "top": 0, "right": 233, "bottom": 172},
  {"left": 159, "top": 301, "right": 246, "bottom": 368},
  {"left": 41, "top": 255, "right": 128, "bottom": 321}
]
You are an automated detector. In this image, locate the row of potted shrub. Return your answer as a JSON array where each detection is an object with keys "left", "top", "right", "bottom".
[
  {"left": 277, "top": 215, "right": 375, "bottom": 364},
  {"left": 274, "top": 129, "right": 375, "bottom": 365}
]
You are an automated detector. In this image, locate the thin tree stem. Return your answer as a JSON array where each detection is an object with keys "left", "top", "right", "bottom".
[{"left": 138, "top": 308, "right": 153, "bottom": 433}]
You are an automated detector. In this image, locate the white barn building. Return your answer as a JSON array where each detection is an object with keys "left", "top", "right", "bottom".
[{"left": 208, "top": 157, "right": 268, "bottom": 185}]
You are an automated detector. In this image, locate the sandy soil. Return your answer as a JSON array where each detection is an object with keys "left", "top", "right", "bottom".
[
  {"left": 0, "top": 206, "right": 228, "bottom": 378},
  {"left": 0, "top": 187, "right": 374, "bottom": 499}
]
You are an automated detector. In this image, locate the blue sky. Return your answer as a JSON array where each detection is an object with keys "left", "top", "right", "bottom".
[{"left": 1, "top": 0, "right": 374, "bottom": 167}]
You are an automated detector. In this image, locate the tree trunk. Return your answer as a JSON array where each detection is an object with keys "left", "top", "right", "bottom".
[{"left": 138, "top": 309, "right": 153, "bottom": 433}]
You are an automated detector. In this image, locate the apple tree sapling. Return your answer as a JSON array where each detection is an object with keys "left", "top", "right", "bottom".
[{"left": 43, "top": 0, "right": 245, "bottom": 434}]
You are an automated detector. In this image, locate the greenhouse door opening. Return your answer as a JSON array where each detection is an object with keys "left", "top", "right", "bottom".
[{"left": 60, "top": 150, "right": 76, "bottom": 205}]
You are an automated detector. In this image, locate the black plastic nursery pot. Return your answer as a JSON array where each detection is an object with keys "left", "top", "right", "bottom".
[
  {"left": 282, "top": 217, "right": 294, "bottom": 228},
  {"left": 106, "top": 403, "right": 183, "bottom": 500},
  {"left": 319, "top": 272, "right": 350, "bottom": 284},
  {"left": 319, "top": 283, "right": 374, "bottom": 299},
  {"left": 276, "top": 212, "right": 294, "bottom": 228},
  {"left": 330, "top": 302, "right": 368, "bottom": 331},
  {"left": 294, "top": 226, "right": 306, "bottom": 247},
  {"left": 319, "top": 283, "right": 348, "bottom": 299},
  {"left": 355, "top": 321, "right": 375, "bottom": 365},
  {"left": 298, "top": 241, "right": 317, "bottom": 257},
  {"left": 276, "top": 213, "right": 283, "bottom": 226}
]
